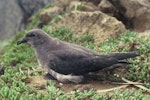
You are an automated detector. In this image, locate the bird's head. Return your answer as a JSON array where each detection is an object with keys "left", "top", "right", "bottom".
[{"left": 17, "top": 29, "right": 50, "bottom": 46}]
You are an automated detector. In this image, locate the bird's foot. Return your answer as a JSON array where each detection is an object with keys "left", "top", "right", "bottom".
[{"left": 44, "top": 73, "right": 56, "bottom": 80}]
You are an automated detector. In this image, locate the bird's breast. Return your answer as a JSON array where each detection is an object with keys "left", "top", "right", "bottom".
[{"left": 34, "top": 50, "right": 50, "bottom": 71}]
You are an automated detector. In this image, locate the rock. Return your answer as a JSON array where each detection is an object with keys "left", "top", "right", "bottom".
[
  {"left": 69, "top": 1, "right": 82, "bottom": 11},
  {"left": 39, "top": 0, "right": 100, "bottom": 25},
  {"left": 39, "top": 6, "right": 63, "bottom": 25},
  {"left": 119, "top": 0, "right": 150, "bottom": 32},
  {"left": 138, "top": 30, "right": 150, "bottom": 37},
  {"left": 104, "top": 0, "right": 150, "bottom": 32},
  {"left": 0, "top": 0, "right": 23, "bottom": 41},
  {"left": 132, "top": 7, "right": 150, "bottom": 32},
  {"left": 49, "top": 0, "right": 150, "bottom": 33},
  {"left": 50, "top": 11, "right": 126, "bottom": 45},
  {"left": 69, "top": 1, "right": 99, "bottom": 12},
  {"left": 0, "top": 0, "right": 51, "bottom": 41},
  {"left": 17, "top": 0, "right": 51, "bottom": 26},
  {"left": 82, "top": 0, "right": 101, "bottom": 6},
  {"left": 98, "top": 0, "right": 116, "bottom": 16},
  {"left": 51, "top": 0, "right": 74, "bottom": 8},
  {"left": 51, "top": 0, "right": 99, "bottom": 12},
  {"left": 1, "top": 0, "right": 150, "bottom": 41}
]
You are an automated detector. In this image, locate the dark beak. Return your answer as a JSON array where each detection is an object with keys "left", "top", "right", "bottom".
[{"left": 17, "top": 38, "right": 27, "bottom": 45}]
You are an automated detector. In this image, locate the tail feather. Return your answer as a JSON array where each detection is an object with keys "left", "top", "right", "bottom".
[
  {"left": 118, "top": 60, "right": 132, "bottom": 64},
  {"left": 109, "top": 51, "right": 139, "bottom": 60}
]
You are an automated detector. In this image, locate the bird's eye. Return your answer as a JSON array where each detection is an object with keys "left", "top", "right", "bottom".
[{"left": 27, "top": 33, "right": 35, "bottom": 37}]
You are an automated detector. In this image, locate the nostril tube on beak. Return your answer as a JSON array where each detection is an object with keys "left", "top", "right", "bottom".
[{"left": 17, "top": 38, "right": 27, "bottom": 45}]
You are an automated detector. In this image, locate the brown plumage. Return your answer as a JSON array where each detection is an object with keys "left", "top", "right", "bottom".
[{"left": 17, "top": 29, "right": 139, "bottom": 83}]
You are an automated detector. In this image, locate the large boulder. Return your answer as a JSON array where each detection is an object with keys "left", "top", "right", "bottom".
[
  {"left": 0, "top": 0, "right": 51, "bottom": 41},
  {"left": 17, "top": 0, "right": 51, "bottom": 26},
  {"left": 39, "top": 0, "right": 100, "bottom": 25},
  {"left": 50, "top": 11, "right": 126, "bottom": 45},
  {"left": 0, "top": 0, "right": 22, "bottom": 41},
  {"left": 39, "top": 0, "right": 100, "bottom": 24},
  {"left": 39, "top": 6, "right": 64, "bottom": 25},
  {"left": 98, "top": 0, "right": 116, "bottom": 16},
  {"left": 99, "top": 0, "right": 150, "bottom": 32}
]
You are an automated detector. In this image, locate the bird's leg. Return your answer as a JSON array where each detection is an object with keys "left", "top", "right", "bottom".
[
  {"left": 47, "top": 68, "right": 84, "bottom": 83},
  {"left": 44, "top": 73, "right": 56, "bottom": 80}
]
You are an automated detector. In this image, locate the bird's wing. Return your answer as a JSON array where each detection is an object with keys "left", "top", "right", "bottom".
[
  {"left": 108, "top": 51, "right": 139, "bottom": 60},
  {"left": 55, "top": 40, "right": 101, "bottom": 56},
  {"left": 48, "top": 49, "right": 118, "bottom": 75}
]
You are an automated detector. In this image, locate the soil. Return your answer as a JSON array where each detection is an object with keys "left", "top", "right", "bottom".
[
  {"left": 24, "top": 75, "right": 120, "bottom": 93},
  {"left": 23, "top": 74, "right": 150, "bottom": 97},
  {"left": 138, "top": 30, "right": 150, "bottom": 37}
]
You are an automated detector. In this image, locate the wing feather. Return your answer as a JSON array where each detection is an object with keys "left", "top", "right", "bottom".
[{"left": 48, "top": 49, "right": 118, "bottom": 75}]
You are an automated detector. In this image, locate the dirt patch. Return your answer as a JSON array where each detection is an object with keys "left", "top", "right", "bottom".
[
  {"left": 138, "top": 30, "right": 150, "bottom": 37},
  {"left": 23, "top": 67, "right": 129, "bottom": 93},
  {"left": 24, "top": 76, "right": 47, "bottom": 94},
  {"left": 24, "top": 75, "right": 122, "bottom": 93},
  {"left": 55, "top": 80, "right": 119, "bottom": 93},
  {"left": 23, "top": 74, "right": 150, "bottom": 97}
]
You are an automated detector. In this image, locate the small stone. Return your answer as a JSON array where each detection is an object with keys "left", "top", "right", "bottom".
[{"left": 59, "top": 83, "right": 63, "bottom": 86}]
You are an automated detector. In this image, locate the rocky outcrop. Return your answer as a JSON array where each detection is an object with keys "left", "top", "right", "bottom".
[
  {"left": 0, "top": 0, "right": 22, "bottom": 41},
  {"left": 1, "top": 0, "right": 149, "bottom": 41},
  {"left": 69, "top": 1, "right": 99, "bottom": 12},
  {"left": 50, "top": 11, "right": 126, "bottom": 45},
  {"left": 0, "top": 0, "right": 51, "bottom": 41},
  {"left": 98, "top": 0, "right": 116, "bottom": 16},
  {"left": 17, "top": 0, "right": 51, "bottom": 26},
  {"left": 38, "top": 0, "right": 127, "bottom": 44},
  {"left": 99, "top": 0, "right": 150, "bottom": 32},
  {"left": 39, "top": 6, "right": 63, "bottom": 25},
  {"left": 50, "top": 0, "right": 150, "bottom": 32}
]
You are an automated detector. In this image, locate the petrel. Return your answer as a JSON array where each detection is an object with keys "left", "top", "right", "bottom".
[{"left": 17, "top": 29, "right": 139, "bottom": 83}]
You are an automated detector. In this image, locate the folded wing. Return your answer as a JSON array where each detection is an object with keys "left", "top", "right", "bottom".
[{"left": 48, "top": 49, "right": 118, "bottom": 75}]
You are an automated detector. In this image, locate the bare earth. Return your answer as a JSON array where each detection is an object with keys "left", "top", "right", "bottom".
[{"left": 23, "top": 74, "right": 150, "bottom": 97}]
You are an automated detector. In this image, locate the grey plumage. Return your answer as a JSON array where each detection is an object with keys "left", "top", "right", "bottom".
[{"left": 17, "top": 29, "right": 139, "bottom": 83}]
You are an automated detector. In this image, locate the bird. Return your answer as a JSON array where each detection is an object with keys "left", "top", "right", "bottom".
[{"left": 17, "top": 29, "right": 139, "bottom": 83}]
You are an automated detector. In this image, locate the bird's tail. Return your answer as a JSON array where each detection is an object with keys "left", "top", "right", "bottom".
[{"left": 109, "top": 51, "right": 139, "bottom": 60}]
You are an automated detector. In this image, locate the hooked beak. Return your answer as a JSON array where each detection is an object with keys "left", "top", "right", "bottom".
[{"left": 17, "top": 38, "right": 27, "bottom": 45}]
